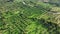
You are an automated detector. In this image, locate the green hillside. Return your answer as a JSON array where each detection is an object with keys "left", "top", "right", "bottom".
[{"left": 0, "top": 0, "right": 60, "bottom": 34}]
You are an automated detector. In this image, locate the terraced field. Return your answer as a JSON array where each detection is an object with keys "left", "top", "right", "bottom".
[{"left": 0, "top": 0, "right": 60, "bottom": 34}]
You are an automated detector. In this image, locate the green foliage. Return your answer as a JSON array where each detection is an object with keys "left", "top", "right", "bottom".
[{"left": 0, "top": 0, "right": 60, "bottom": 34}]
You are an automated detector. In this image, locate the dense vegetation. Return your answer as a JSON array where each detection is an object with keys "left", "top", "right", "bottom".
[{"left": 0, "top": 0, "right": 60, "bottom": 34}]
